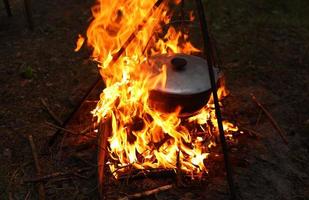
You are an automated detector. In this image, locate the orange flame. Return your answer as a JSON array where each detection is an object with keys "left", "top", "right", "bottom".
[
  {"left": 75, "top": 34, "right": 85, "bottom": 52},
  {"left": 79, "top": 0, "right": 238, "bottom": 179}
]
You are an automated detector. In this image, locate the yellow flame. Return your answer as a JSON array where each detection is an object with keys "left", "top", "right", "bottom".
[{"left": 79, "top": 0, "right": 238, "bottom": 178}]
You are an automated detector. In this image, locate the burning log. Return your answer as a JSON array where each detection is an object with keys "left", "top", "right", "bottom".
[
  {"left": 28, "top": 135, "right": 45, "bottom": 200},
  {"left": 116, "top": 167, "right": 208, "bottom": 182},
  {"left": 117, "top": 168, "right": 176, "bottom": 181},
  {"left": 251, "top": 94, "right": 288, "bottom": 145},
  {"left": 98, "top": 119, "right": 111, "bottom": 198},
  {"left": 118, "top": 184, "right": 173, "bottom": 200}
]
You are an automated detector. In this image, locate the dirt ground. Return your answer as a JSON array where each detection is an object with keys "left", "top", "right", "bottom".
[{"left": 0, "top": 0, "right": 308, "bottom": 199}]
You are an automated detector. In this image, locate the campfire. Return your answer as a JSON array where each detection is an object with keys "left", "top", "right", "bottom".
[
  {"left": 0, "top": 0, "right": 298, "bottom": 200},
  {"left": 74, "top": 0, "right": 240, "bottom": 198},
  {"left": 4, "top": 0, "right": 296, "bottom": 199}
]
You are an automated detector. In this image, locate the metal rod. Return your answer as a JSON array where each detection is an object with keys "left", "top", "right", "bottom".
[
  {"left": 48, "top": 76, "right": 101, "bottom": 146},
  {"left": 24, "top": 0, "right": 34, "bottom": 30},
  {"left": 181, "top": 0, "right": 185, "bottom": 25},
  {"left": 179, "top": 0, "right": 186, "bottom": 44},
  {"left": 194, "top": 0, "right": 237, "bottom": 199},
  {"left": 3, "top": 0, "right": 12, "bottom": 17},
  {"left": 251, "top": 94, "right": 288, "bottom": 145}
]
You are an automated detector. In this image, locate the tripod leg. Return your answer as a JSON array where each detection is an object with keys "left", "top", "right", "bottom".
[
  {"left": 24, "top": 0, "right": 34, "bottom": 30},
  {"left": 194, "top": 0, "right": 237, "bottom": 199},
  {"left": 3, "top": 0, "right": 12, "bottom": 17}
]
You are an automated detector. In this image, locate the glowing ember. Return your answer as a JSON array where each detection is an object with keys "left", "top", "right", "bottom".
[{"left": 77, "top": 0, "right": 238, "bottom": 179}]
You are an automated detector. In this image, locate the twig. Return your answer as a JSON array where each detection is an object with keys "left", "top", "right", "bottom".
[
  {"left": 46, "top": 177, "right": 72, "bottom": 183},
  {"left": 118, "top": 168, "right": 176, "bottom": 180},
  {"left": 24, "top": 190, "right": 31, "bottom": 200},
  {"left": 23, "top": 167, "right": 92, "bottom": 183},
  {"left": 50, "top": 121, "right": 95, "bottom": 165},
  {"left": 45, "top": 122, "right": 79, "bottom": 135},
  {"left": 111, "top": 163, "right": 133, "bottom": 175},
  {"left": 84, "top": 100, "right": 99, "bottom": 104},
  {"left": 239, "top": 126, "right": 262, "bottom": 137},
  {"left": 7, "top": 161, "right": 31, "bottom": 198},
  {"left": 251, "top": 94, "right": 288, "bottom": 145},
  {"left": 28, "top": 135, "right": 46, "bottom": 200},
  {"left": 118, "top": 184, "right": 173, "bottom": 200},
  {"left": 56, "top": 131, "right": 68, "bottom": 163},
  {"left": 40, "top": 98, "right": 63, "bottom": 125},
  {"left": 80, "top": 122, "right": 99, "bottom": 134},
  {"left": 255, "top": 109, "right": 263, "bottom": 127},
  {"left": 8, "top": 192, "right": 14, "bottom": 200}
]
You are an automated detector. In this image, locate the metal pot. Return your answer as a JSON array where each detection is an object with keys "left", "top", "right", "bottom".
[{"left": 146, "top": 53, "right": 220, "bottom": 115}]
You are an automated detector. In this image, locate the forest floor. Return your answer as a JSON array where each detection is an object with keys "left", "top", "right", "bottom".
[{"left": 0, "top": 0, "right": 308, "bottom": 199}]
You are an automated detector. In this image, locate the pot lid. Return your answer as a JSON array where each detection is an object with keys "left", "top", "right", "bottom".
[{"left": 146, "top": 53, "right": 219, "bottom": 95}]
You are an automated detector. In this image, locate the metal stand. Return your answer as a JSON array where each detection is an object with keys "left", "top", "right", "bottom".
[{"left": 194, "top": 0, "right": 237, "bottom": 199}]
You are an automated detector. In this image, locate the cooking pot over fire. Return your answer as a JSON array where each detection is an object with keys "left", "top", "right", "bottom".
[{"left": 146, "top": 53, "right": 220, "bottom": 115}]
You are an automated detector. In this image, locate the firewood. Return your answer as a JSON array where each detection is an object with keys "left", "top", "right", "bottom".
[
  {"left": 251, "top": 94, "right": 288, "bottom": 145},
  {"left": 118, "top": 168, "right": 176, "bottom": 181},
  {"left": 118, "top": 184, "right": 173, "bottom": 200},
  {"left": 28, "top": 135, "right": 46, "bottom": 200},
  {"left": 98, "top": 120, "right": 111, "bottom": 198}
]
